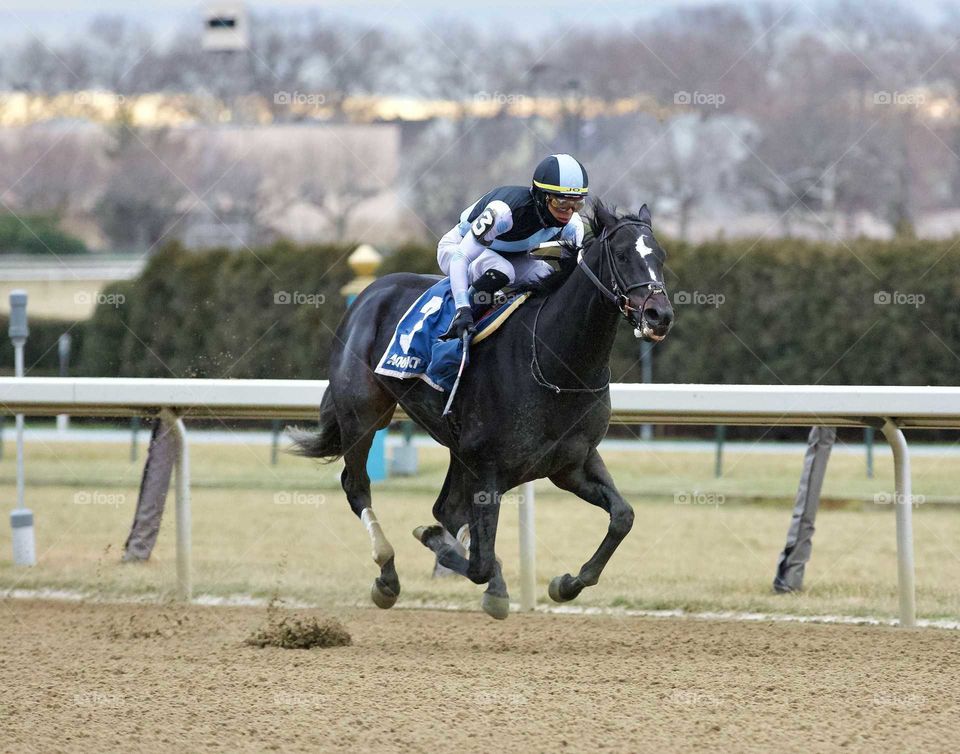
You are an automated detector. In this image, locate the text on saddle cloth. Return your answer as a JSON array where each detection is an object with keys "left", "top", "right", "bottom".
[{"left": 374, "top": 277, "right": 530, "bottom": 392}]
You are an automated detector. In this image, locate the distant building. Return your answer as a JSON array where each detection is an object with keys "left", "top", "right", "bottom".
[
  {"left": 0, "top": 256, "right": 145, "bottom": 320},
  {"left": 0, "top": 121, "right": 409, "bottom": 252},
  {"left": 176, "top": 123, "right": 404, "bottom": 248},
  {"left": 202, "top": 3, "right": 250, "bottom": 52}
]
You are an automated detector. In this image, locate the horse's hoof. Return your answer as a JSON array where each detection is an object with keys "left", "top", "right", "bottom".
[
  {"left": 413, "top": 525, "right": 441, "bottom": 545},
  {"left": 481, "top": 593, "right": 510, "bottom": 620},
  {"left": 548, "top": 575, "right": 576, "bottom": 603},
  {"left": 371, "top": 579, "right": 398, "bottom": 609}
]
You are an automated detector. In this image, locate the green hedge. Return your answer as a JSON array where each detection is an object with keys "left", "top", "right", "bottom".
[
  {"left": 78, "top": 241, "right": 353, "bottom": 379},
  {"left": 379, "top": 235, "right": 960, "bottom": 386},
  {"left": 63, "top": 236, "right": 960, "bottom": 387},
  {"left": 0, "top": 214, "right": 88, "bottom": 255},
  {"left": 647, "top": 237, "right": 960, "bottom": 386}
]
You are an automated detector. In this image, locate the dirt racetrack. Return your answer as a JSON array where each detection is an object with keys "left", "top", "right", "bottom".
[{"left": 1, "top": 599, "right": 958, "bottom": 753}]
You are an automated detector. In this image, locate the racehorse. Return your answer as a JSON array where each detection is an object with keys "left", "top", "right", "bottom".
[{"left": 291, "top": 201, "right": 674, "bottom": 619}]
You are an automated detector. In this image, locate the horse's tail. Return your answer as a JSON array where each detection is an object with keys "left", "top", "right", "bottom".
[{"left": 288, "top": 390, "right": 343, "bottom": 461}]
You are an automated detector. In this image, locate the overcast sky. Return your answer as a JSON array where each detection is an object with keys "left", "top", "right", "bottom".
[
  {"left": 0, "top": 0, "right": 808, "bottom": 42},
  {"left": 0, "top": 0, "right": 950, "bottom": 44}
]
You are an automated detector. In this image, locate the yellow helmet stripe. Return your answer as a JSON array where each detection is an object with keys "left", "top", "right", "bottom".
[{"left": 533, "top": 180, "right": 589, "bottom": 195}]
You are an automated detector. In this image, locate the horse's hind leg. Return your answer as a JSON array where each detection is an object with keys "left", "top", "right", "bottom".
[
  {"left": 413, "top": 457, "right": 510, "bottom": 619},
  {"left": 547, "top": 447, "right": 634, "bottom": 603},
  {"left": 338, "top": 401, "right": 400, "bottom": 609}
]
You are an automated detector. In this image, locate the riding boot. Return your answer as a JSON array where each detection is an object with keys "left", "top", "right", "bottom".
[
  {"left": 468, "top": 269, "right": 510, "bottom": 319},
  {"left": 441, "top": 269, "right": 510, "bottom": 340}
]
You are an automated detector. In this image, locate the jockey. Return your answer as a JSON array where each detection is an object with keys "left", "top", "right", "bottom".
[{"left": 437, "top": 153, "right": 588, "bottom": 340}]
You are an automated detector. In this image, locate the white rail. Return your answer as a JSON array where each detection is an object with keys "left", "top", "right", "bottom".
[{"left": 3, "top": 377, "right": 954, "bottom": 627}]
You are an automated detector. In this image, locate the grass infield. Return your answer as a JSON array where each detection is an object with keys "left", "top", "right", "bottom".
[{"left": 1, "top": 437, "right": 958, "bottom": 620}]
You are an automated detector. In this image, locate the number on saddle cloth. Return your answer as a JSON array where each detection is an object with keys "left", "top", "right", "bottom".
[{"left": 399, "top": 296, "right": 443, "bottom": 354}]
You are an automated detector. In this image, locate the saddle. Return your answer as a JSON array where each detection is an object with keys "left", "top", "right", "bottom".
[
  {"left": 471, "top": 290, "right": 530, "bottom": 344},
  {"left": 374, "top": 278, "right": 530, "bottom": 392}
]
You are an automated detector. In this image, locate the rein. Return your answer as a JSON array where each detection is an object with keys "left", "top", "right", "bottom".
[
  {"left": 576, "top": 219, "right": 666, "bottom": 327},
  {"left": 530, "top": 296, "right": 610, "bottom": 394},
  {"left": 530, "top": 219, "right": 665, "bottom": 394}
]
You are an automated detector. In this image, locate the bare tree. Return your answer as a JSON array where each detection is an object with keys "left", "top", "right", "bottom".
[
  {"left": 0, "top": 126, "right": 108, "bottom": 218},
  {"left": 6, "top": 39, "right": 77, "bottom": 92},
  {"left": 94, "top": 113, "right": 186, "bottom": 250}
]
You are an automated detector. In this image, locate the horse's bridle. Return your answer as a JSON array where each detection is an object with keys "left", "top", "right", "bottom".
[{"left": 576, "top": 219, "right": 666, "bottom": 328}]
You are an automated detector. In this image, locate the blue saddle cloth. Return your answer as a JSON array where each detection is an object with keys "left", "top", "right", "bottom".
[{"left": 374, "top": 278, "right": 518, "bottom": 392}]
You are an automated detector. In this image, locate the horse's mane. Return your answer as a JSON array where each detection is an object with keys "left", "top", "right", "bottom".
[
  {"left": 524, "top": 240, "right": 580, "bottom": 297},
  {"left": 526, "top": 199, "right": 624, "bottom": 297}
]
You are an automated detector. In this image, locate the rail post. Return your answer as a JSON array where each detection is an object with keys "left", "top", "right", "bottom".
[
  {"left": 519, "top": 480, "right": 537, "bottom": 610},
  {"left": 880, "top": 418, "right": 916, "bottom": 627},
  {"left": 8, "top": 290, "right": 35, "bottom": 567},
  {"left": 56, "top": 333, "right": 71, "bottom": 432},
  {"left": 714, "top": 425, "right": 726, "bottom": 478},
  {"left": 160, "top": 408, "right": 191, "bottom": 601}
]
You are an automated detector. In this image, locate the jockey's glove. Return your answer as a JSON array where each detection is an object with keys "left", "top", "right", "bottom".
[{"left": 441, "top": 306, "right": 475, "bottom": 341}]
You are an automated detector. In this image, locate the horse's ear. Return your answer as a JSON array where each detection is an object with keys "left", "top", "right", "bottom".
[
  {"left": 594, "top": 201, "right": 618, "bottom": 229},
  {"left": 637, "top": 203, "right": 652, "bottom": 226}
]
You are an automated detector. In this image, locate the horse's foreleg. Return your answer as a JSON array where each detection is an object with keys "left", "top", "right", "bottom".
[
  {"left": 414, "top": 459, "right": 510, "bottom": 619},
  {"left": 462, "top": 471, "right": 502, "bottom": 585},
  {"left": 547, "top": 448, "right": 634, "bottom": 603},
  {"left": 458, "top": 518, "right": 510, "bottom": 620}
]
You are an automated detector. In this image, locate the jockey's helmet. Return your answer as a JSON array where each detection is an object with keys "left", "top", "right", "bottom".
[{"left": 532, "top": 154, "right": 589, "bottom": 198}]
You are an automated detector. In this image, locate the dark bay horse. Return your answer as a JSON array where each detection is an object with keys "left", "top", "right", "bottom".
[{"left": 291, "top": 201, "right": 674, "bottom": 619}]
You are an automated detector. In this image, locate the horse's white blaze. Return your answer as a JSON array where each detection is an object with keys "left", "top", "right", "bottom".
[
  {"left": 636, "top": 234, "right": 659, "bottom": 282},
  {"left": 636, "top": 234, "right": 655, "bottom": 258},
  {"left": 361, "top": 507, "right": 394, "bottom": 566}
]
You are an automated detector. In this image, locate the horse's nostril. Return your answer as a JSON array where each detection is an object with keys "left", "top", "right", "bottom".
[{"left": 644, "top": 304, "right": 674, "bottom": 329}]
